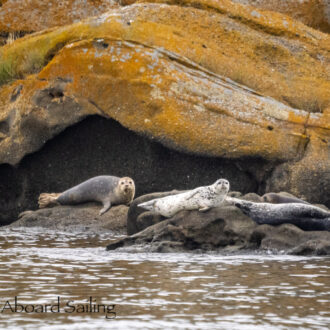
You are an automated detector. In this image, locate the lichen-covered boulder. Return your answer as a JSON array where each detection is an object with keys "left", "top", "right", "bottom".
[
  {"left": 0, "top": 0, "right": 119, "bottom": 33},
  {"left": 231, "top": 0, "right": 330, "bottom": 33},
  {"left": 0, "top": 0, "right": 329, "bottom": 218}
]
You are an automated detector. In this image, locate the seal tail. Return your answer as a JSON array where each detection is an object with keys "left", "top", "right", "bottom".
[
  {"left": 38, "top": 193, "right": 61, "bottom": 208},
  {"left": 138, "top": 200, "right": 156, "bottom": 211}
]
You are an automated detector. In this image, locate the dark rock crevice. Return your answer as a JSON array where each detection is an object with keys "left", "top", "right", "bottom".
[{"left": 0, "top": 115, "right": 273, "bottom": 226}]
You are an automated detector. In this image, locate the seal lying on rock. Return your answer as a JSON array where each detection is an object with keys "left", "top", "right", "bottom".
[
  {"left": 261, "top": 192, "right": 309, "bottom": 204},
  {"left": 229, "top": 198, "right": 330, "bottom": 231},
  {"left": 38, "top": 176, "right": 135, "bottom": 215},
  {"left": 138, "top": 179, "right": 230, "bottom": 217}
]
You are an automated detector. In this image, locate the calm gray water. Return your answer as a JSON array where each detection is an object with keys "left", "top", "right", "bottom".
[{"left": 0, "top": 228, "right": 329, "bottom": 329}]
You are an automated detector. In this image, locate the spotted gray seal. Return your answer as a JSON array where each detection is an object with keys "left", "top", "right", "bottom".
[
  {"left": 38, "top": 176, "right": 135, "bottom": 215},
  {"left": 138, "top": 179, "right": 230, "bottom": 218},
  {"left": 228, "top": 197, "right": 330, "bottom": 231}
]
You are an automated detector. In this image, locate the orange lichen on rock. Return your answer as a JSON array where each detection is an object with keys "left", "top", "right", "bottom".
[
  {"left": 231, "top": 0, "right": 330, "bottom": 33},
  {"left": 0, "top": 0, "right": 328, "bottom": 201},
  {"left": 0, "top": 38, "right": 325, "bottom": 164},
  {"left": 0, "top": 0, "right": 119, "bottom": 33},
  {"left": 1, "top": 1, "right": 329, "bottom": 111}
]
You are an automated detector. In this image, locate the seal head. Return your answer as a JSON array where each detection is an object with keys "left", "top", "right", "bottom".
[
  {"left": 262, "top": 192, "right": 309, "bottom": 204},
  {"left": 213, "top": 179, "right": 230, "bottom": 194},
  {"left": 115, "top": 177, "right": 135, "bottom": 205}
]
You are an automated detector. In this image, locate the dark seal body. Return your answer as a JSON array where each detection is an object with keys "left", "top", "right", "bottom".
[{"left": 230, "top": 198, "right": 330, "bottom": 231}]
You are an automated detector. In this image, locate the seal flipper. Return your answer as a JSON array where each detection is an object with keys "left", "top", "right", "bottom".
[
  {"left": 185, "top": 188, "right": 202, "bottom": 200},
  {"left": 198, "top": 206, "right": 210, "bottom": 212},
  {"left": 138, "top": 200, "right": 157, "bottom": 211},
  {"left": 38, "top": 193, "right": 61, "bottom": 208},
  {"left": 99, "top": 200, "right": 111, "bottom": 215}
]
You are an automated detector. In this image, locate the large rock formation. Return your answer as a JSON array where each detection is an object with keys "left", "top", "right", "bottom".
[
  {"left": 107, "top": 203, "right": 330, "bottom": 255},
  {"left": 0, "top": 0, "right": 329, "bottom": 223},
  {"left": 0, "top": 116, "right": 268, "bottom": 225},
  {"left": 6, "top": 188, "right": 330, "bottom": 255},
  {"left": 0, "top": 0, "right": 119, "bottom": 33},
  {"left": 231, "top": 0, "right": 330, "bottom": 33},
  {"left": 10, "top": 204, "right": 128, "bottom": 234},
  {"left": 107, "top": 192, "right": 330, "bottom": 255}
]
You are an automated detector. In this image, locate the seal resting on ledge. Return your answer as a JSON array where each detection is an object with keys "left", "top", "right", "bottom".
[
  {"left": 138, "top": 179, "right": 230, "bottom": 217},
  {"left": 261, "top": 192, "right": 309, "bottom": 204},
  {"left": 228, "top": 197, "right": 330, "bottom": 231},
  {"left": 38, "top": 175, "right": 135, "bottom": 215}
]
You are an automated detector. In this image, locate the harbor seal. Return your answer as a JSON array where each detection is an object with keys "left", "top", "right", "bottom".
[
  {"left": 229, "top": 198, "right": 330, "bottom": 231},
  {"left": 38, "top": 176, "right": 135, "bottom": 215},
  {"left": 262, "top": 192, "right": 309, "bottom": 204},
  {"left": 138, "top": 179, "right": 230, "bottom": 218}
]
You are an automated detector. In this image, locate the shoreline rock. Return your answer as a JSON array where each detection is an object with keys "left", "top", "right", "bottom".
[
  {"left": 8, "top": 203, "right": 128, "bottom": 234},
  {"left": 110, "top": 191, "right": 330, "bottom": 255},
  {"left": 4, "top": 190, "right": 330, "bottom": 255}
]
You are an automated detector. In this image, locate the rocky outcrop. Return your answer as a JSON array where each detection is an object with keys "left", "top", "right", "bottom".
[
  {"left": 231, "top": 0, "right": 330, "bottom": 33},
  {"left": 251, "top": 224, "right": 330, "bottom": 255},
  {"left": 109, "top": 204, "right": 258, "bottom": 253},
  {"left": 0, "top": 0, "right": 329, "bottom": 222},
  {"left": 9, "top": 204, "right": 128, "bottom": 234},
  {"left": 107, "top": 192, "right": 330, "bottom": 255},
  {"left": 127, "top": 190, "right": 261, "bottom": 235},
  {"left": 0, "top": 116, "right": 267, "bottom": 226},
  {"left": 0, "top": 0, "right": 119, "bottom": 33},
  {"left": 1, "top": 0, "right": 329, "bottom": 35}
]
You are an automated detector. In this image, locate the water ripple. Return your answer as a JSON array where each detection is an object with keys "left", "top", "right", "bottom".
[{"left": 0, "top": 228, "right": 329, "bottom": 329}]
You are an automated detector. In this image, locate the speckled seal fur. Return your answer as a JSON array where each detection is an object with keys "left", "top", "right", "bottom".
[
  {"left": 138, "top": 179, "right": 230, "bottom": 218},
  {"left": 228, "top": 197, "right": 330, "bottom": 231},
  {"left": 38, "top": 176, "right": 135, "bottom": 215}
]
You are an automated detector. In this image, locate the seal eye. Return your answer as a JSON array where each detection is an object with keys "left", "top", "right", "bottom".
[
  {"left": 129, "top": 181, "right": 132, "bottom": 184},
  {"left": 121, "top": 182, "right": 124, "bottom": 185}
]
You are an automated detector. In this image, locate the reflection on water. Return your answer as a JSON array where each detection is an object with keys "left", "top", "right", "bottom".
[{"left": 0, "top": 228, "right": 329, "bottom": 329}]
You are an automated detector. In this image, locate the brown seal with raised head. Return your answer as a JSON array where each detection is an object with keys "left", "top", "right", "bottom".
[{"left": 38, "top": 176, "right": 135, "bottom": 215}]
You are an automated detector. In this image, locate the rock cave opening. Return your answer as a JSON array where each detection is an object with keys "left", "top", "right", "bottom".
[{"left": 0, "top": 115, "right": 272, "bottom": 225}]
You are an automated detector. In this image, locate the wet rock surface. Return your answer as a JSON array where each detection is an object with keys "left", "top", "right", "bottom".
[
  {"left": 6, "top": 189, "right": 330, "bottom": 255},
  {"left": 8, "top": 204, "right": 128, "bottom": 234}
]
